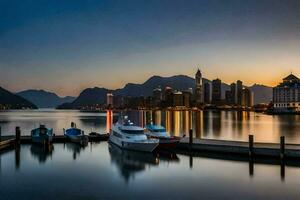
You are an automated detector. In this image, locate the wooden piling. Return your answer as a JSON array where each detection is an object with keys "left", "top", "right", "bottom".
[
  {"left": 249, "top": 135, "right": 254, "bottom": 157},
  {"left": 280, "top": 136, "right": 285, "bottom": 160},
  {"left": 15, "top": 127, "right": 21, "bottom": 145}
]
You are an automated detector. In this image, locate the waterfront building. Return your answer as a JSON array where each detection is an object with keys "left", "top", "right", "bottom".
[
  {"left": 164, "top": 86, "right": 173, "bottom": 107},
  {"left": 152, "top": 87, "right": 162, "bottom": 107},
  {"left": 230, "top": 83, "right": 236, "bottom": 105},
  {"left": 273, "top": 74, "right": 300, "bottom": 112},
  {"left": 107, "top": 93, "right": 113, "bottom": 108},
  {"left": 225, "top": 83, "right": 237, "bottom": 105},
  {"left": 195, "top": 69, "right": 203, "bottom": 105},
  {"left": 182, "top": 90, "right": 192, "bottom": 108},
  {"left": 173, "top": 91, "right": 183, "bottom": 107},
  {"left": 236, "top": 80, "right": 243, "bottom": 106},
  {"left": 241, "top": 88, "right": 254, "bottom": 108},
  {"left": 211, "top": 78, "right": 222, "bottom": 105},
  {"left": 203, "top": 82, "right": 211, "bottom": 104},
  {"left": 225, "top": 90, "right": 232, "bottom": 105}
]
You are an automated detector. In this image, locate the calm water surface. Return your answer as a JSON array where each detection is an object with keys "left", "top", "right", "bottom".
[
  {"left": 1, "top": 109, "right": 300, "bottom": 143},
  {"left": 0, "top": 142, "right": 300, "bottom": 200}
]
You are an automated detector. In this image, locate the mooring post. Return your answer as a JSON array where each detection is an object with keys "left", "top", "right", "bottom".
[
  {"left": 249, "top": 135, "right": 254, "bottom": 157},
  {"left": 15, "top": 127, "right": 21, "bottom": 145},
  {"left": 189, "top": 129, "right": 193, "bottom": 148},
  {"left": 280, "top": 136, "right": 285, "bottom": 160}
]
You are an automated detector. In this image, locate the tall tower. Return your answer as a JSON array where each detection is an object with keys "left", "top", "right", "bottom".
[{"left": 195, "top": 69, "right": 203, "bottom": 104}]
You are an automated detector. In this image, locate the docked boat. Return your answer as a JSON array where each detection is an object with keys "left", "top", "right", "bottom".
[
  {"left": 31, "top": 125, "right": 53, "bottom": 145},
  {"left": 109, "top": 116, "right": 159, "bottom": 152},
  {"left": 64, "top": 122, "right": 88, "bottom": 145},
  {"left": 145, "top": 124, "right": 180, "bottom": 148}
]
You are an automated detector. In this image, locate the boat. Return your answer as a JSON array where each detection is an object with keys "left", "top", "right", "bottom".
[
  {"left": 89, "top": 131, "right": 109, "bottom": 141},
  {"left": 31, "top": 125, "right": 53, "bottom": 145},
  {"left": 145, "top": 124, "right": 180, "bottom": 148},
  {"left": 109, "top": 116, "right": 159, "bottom": 152},
  {"left": 64, "top": 122, "right": 88, "bottom": 145}
]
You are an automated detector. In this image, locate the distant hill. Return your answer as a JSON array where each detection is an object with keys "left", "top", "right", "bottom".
[
  {"left": 0, "top": 87, "right": 37, "bottom": 109},
  {"left": 249, "top": 84, "right": 272, "bottom": 104},
  {"left": 58, "top": 75, "right": 229, "bottom": 108},
  {"left": 57, "top": 87, "right": 110, "bottom": 109},
  {"left": 17, "top": 89, "right": 76, "bottom": 108},
  {"left": 57, "top": 75, "right": 273, "bottom": 109}
]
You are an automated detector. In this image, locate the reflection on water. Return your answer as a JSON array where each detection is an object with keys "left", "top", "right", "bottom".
[
  {"left": 124, "top": 110, "right": 300, "bottom": 144},
  {"left": 1, "top": 109, "right": 300, "bottom": 143},
  {"left": 0, "top": 143, "right": 300, "bottom": 199},
  {"left": 108, "top": 143, "right": 179, "bottom": 183},
  {"left": 64, "top": 142, "right": 88, "bottom": 160},
  {"left": 30, "top": 144, "right": 54, "bottom": 163},
  {"left": 109, "top": 143, "right": 159, "bottom": 183}
]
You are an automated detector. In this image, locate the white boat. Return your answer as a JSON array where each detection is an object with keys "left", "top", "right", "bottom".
[
  {"left": 109, "top": 116, "right": 159, "bottom": 152},
  {"left": 145, "top": 124, "right": 180, "bottom": 148}
]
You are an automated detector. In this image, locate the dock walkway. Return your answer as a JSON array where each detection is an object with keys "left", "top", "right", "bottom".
[{"left": 178, "top": 138, "right": 300, "bottom": 158}]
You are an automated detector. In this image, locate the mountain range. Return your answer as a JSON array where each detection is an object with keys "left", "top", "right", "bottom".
[
  {"left": 57, "top": 75, "right": 272, "bottom": 108},
  {"left": 0, "top": 87, "right": 37, "bottom": 109},
  {"left": 17, "top": 90, "right": 76, "bottom": 108}
]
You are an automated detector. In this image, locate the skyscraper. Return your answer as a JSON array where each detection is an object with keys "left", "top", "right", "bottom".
[
  {"left": 107, "top": 93, "right": 113, "bottom": 108},
  {"left": 203, "top": 82, "right": 211, "bottom": 104},
  {"left": 212, "top": 78, "right": 222, "bottom": 105},
  {"left": 230, "top": 83, "right": 236, "bottom": 105},
  {"left": 236, "top": 80, "right": 243, "bottom": 106},
  {"left": 195, "top": 69, "right": 203, "bottom": 105},
  {"left": 152, "top": 87, "right": 162, "bottom": 107},
  {"left": 241, "top": 88, "right": 254, "bottom": 108}
]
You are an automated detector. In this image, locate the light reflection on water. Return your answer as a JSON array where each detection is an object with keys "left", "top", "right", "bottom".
[
  {"left": 0, "top": 109, "right": 300, "bottom": 143},
  {"left": 0, "top": 142, "right": 300, "bottom": 200}
]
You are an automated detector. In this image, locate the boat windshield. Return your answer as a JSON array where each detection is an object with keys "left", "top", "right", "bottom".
[
  {"left": 122, "top": 130, "right": 144, "bottom": 134},
  {"left": 152, "top": 128, "right": 166, "bottom": 132}
]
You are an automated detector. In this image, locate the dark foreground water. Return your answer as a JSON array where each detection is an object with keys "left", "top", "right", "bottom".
[
  {"left": 0, "top": 142, "right": 300, "bottom": 200},
  {"left": 1, "top": 109, "right": 300, "bottom": 143}
]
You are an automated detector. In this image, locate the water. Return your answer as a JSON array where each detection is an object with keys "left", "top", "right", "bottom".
[
  {"left": 1, "top": 109, "right": 300, "bottom": 143},
  {"left": 0, "top": 142, "right": 300, "bottom": 200},
  {"left": 1, "top": 110, "right": 300, "bottom": 199}
]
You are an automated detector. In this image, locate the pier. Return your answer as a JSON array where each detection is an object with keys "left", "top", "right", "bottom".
[{"left": 1, "top": 127, "right": 300, "bottom": 161}]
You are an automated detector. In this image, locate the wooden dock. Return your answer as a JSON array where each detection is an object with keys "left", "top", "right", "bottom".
[
  {"left": 178, "top": 137, "right": 300, "bottom": 158},
  {"left": 0, "top": 134, "right": 109, "bottom": 151}
]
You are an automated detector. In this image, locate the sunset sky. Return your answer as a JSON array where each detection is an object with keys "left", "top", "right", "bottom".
[{"left": 1, "top": 0, "right": 300, "bottom": 96}]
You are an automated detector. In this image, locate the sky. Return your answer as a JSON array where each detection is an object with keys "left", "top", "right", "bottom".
[{"left": 1, "top": 0, "right": 300, "bottom": 97}]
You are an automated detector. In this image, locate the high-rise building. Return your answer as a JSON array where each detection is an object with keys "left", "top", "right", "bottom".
[
  {"left": 203, "top": 82, "right": 211, "bottom": 104},
  {"left": 230, "top": 83, "right": 236, "bottom": 105},
  {"left": 152, "top": 87, "right": 162, "bottom": 107},
  {"left": 273, "top": 74, "right": 300, "bottom": 112},
  {"left": 182, "top": 90, "right": 192, "bottom": 107},
  {"left": 225, "top": 83, "right": 237, "bottom": 105},
  {"left": 236, "top": 80, "right": 243, "bottom": 106},
  {"left": 173, "top": 91, "right": 183, "bottom": 107},
  {"left": 107, "top": 93, "right": 113, "bottom": 107},
  {"left": 212, "top": 78, "right": 222, "bottom": 105},
  {"left": 241, "top": 88, "right": 254, "bottom": 108},
  {"left": 164, "top": 86, "right": 173, "bottom": 107},
  {"left": 195, "top": 69, "right": 203, "bottom": 104},
  {"left": 225, "top": 90, "right": 232, "bottom": 105}
]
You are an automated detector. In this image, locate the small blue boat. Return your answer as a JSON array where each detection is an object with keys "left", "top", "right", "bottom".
[
  {"left": 64, "top": 122, "right": 88, "bottom": 145},
  {"left": 31, "top": 125, "right": 53, "bottom": 145}
]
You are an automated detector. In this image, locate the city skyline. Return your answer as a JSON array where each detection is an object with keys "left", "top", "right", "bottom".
[{"left": 1, "top": 0, "right": 300, "bottom": 96}]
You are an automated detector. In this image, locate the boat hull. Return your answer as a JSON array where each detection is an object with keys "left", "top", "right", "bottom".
[
  {"left": 146, "top": 134, "right": 180, "bottom": 149},
  {"left": 32, "top": 135, "right": 53, "bottom": 145},
  {"left": 109, "top": 134, "right": 158, "bottom": 152},
  {"left": 65, "top": 135, "right": 89, "bottom": 145}
]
